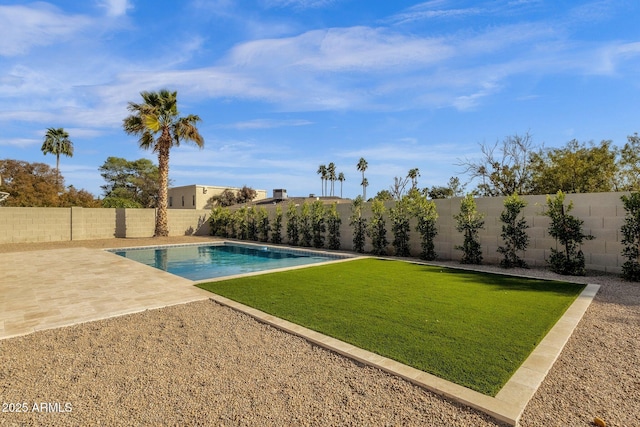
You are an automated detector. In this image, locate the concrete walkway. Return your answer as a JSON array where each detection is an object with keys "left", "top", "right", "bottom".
[{"left": 0, "top": 247, "right": 210, "bottom": 339}]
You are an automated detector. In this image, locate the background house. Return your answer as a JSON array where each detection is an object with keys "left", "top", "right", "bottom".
[{"left": 168, "top": 185, "right": 268, "bottom": 210}]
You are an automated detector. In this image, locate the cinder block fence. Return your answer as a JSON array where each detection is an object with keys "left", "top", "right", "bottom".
[
  {"left": 0, "top": 207, "right": 211, "bottom": 243},
  {"left": 0, "top": 192, "right": 630, "bottom": 274}
]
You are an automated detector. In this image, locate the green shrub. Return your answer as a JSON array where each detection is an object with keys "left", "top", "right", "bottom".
[
  {"left": 326, "top": 203, "right": 342, "bottom": 250},
  {"left": 311, "top": 200, "right": 326, "bottom": 248},
  {"left": 412, "top": 195, "right": 438, "bottom": 260},
  {"left": 389, "top": 196, "right": 412, "bottom": 257},
  {"left": 497, "top": 193, "right": 529, "bottom": 268},
  {"left": 349, "top": 196, "right": 367, "bottom": 253},
  {"left": 454, "top": 194, "right": 484, "bottom": 264},
  {"left": 209, "top": 206, "right": 231, "bottom": 237},
  {"left": 544, "top": 191, "right": 594, "bottom": 275},
  {"left": 247, "top": 206, "right": 258, "bottom": 241},
  {"left": 299, "top": 201, "right": 312, "bottom": 247},
  {"left": 286, "top": 202, "right": 299, "bottom": 246},
  {"left": 271, "top": 205, "right": 283, "bottom": 244},
  {"left": 256, "top": 207, "right": 270, "bottom": 242},
  {"left": 367, "top": 198, "right": 388, "bottom": 256},
  {"left": 620, "top": 192, "right": 640, "bottom": 281}
]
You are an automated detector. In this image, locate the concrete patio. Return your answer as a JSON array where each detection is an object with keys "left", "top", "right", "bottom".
[{"left": 0, "top": 247, "right": 211, "bottom": 339}]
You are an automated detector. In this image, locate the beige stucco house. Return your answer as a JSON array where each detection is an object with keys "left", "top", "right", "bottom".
[{"left": 168, "top": 185, "right": 268, "bottom": 210}]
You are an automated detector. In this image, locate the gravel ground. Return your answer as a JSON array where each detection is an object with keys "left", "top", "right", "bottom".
[{"left": 0, "top": 238, "right": 638, "bottom": 426}]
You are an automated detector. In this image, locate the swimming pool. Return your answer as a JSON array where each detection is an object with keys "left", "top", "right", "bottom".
[{"left": 110, "top": 242, "right": 350, "bottom": 281}]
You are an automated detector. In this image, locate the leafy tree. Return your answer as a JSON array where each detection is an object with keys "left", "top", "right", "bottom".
[
  {"left": 367, "top": 198, "right": 388, "bottom": 256},
  {"left": 454, "top": 194, "right": 485, "bottom": 264},
  {"left": 311, "top": 200, "right": 326, "bottom": 248},
  {"left": 349, "top": 196, "right": 367, "bottom": 253},
  {"left": 373, "top": 189, "right": 394, "bottom": 201},
  {"left": 299, "top": 201, "right": 313, "bottom": 247},
  {"left": 0, "top": 159, "right": 63, "bottom": 207},
  {"left": 102, "top": 195, "right": 142, "bottom": 208},
  {"left": 326, "top": 203, "right": 342, "bottom": 250},
  {"left": 41, "top": 127, "right": 74, "bottom": 178},
  {"left": 99, "top": 157, "right": 160, "bottom": 208},
  {"left": 428, "top": 176, "right": 466, "bottom": 199},
  {"left": 389, "top": 195, "right": 412, "bottom": 256},
  {"left": 286, "top": 202, "right": 300, "bottom": 246},
  {"left": 235, "top": 185, "right": 258, "bottom": 204},
  {"left": 412, "top": 192, "right": 438, "bottom": 260},
  {"left": 497, "top": 193, "right": 529, "bottom": 268},
  {"left": 530, "top": 139, "right": 618, "bottom": 194},
  {"left": 618, "top": 133, "right": 640, "bottom": 191},
  {"left": 123, "top": 89, "right": 204, "bottom": 237},
  {"left": 357, "top": 157, "right": 368, "bottom": 200},
  {"left": 271, "top": 205, "right": 283, "bottom": 244},
  {"left": 458, "top": 132, "right": 536, "bottom": 196},
  {"left": 544, "top": 191, "right": 594, "bottom": 275},
  {"left": 256, "top": 207, "right": 270, "bottom": 242},
  {"left": 59, "top": 185, "right": 101, "bottom": 207},
  {"left": 619, "top": 192, "right": 640, "bottom": 280},
  {"left": 210, "top": 189, "right": 237, "bottom": 207}
]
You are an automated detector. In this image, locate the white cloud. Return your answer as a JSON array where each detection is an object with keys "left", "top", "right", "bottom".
[
  {"left": 262, "top": 0, "right": 338, "bottom": 9},
  {"left": 97, "top": 0, "right": 132, "bottom": 17},
  {"left": 222, "top": 119, "right": 313, "bottom": 129},
  {"left": 0, "top": 137, "right": 39, "bottom": 148},
  {"left": 0, "top": 3, "right": 92, "bottom": 56}
]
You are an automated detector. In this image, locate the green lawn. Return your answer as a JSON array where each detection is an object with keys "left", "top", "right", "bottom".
[{"left": 197, "top": 258, "right": 584, "bottom": 396}]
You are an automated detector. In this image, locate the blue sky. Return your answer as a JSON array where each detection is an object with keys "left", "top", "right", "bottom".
[{"left": 1, "top": 0, "right": 640, "bottom": 199}]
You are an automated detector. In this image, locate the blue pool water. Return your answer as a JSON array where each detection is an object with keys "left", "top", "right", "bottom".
[{"left": 111, "top": 243, "right": 343, "bottom": 281}]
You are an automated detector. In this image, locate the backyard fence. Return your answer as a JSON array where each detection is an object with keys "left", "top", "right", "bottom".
[{"left": 0, "top": 191, "right": 628, "bottom": 274}]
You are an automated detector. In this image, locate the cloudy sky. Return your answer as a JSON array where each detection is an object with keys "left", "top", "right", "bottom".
[{"left": 1, "top": 0, "right": 640, "bottom": 199}]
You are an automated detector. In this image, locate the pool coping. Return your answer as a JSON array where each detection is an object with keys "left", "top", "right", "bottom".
[{"left": 204, "top": 267, "right": 599, "bottom": 427}]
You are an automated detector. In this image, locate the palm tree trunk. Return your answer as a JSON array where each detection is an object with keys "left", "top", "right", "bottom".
[{"left": 156, "top": 144, "right": 170, "bottom": 237}]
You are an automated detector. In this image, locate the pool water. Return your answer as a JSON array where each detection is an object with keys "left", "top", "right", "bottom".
[{"left": 111, "top": 243, "right": 342, "bottom": 281}]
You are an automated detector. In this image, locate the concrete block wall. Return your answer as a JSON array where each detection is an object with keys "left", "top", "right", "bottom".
[
  {"left": 167, "top": 209, "right": 211, "bottom": 236},
  {"left": 123, "top": 209, "right": 156, "bottom": 238},
  {"left": 0, "top": 192, "right": 630, "bottom": 273},
  {"left": 0, "top": 207, "right": 71, "bottom": 243},
  {"left": 71, "top": 207, "right": 118, "bottom": 240},
  {"left": 0, "top": 207, "right": 213, "bottom": 243},
  {"left": 253, "top": 192, "right": 629, "bottom": 274}
]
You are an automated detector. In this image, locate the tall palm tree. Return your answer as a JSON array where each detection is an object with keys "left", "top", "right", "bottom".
[
  {"left": 41, "top": 128, "right": 74, "bottom": 183},
  {"left": 317, "top": 164, "right": 327, "bottom": 196},
  {"left": 338, "top": 172, "right": 345, "bottom": 198},
  {"left": 327, "top": 162, "right": 336, "bottom": 196},
  {"left": 123, "top": 89, "right": 204, "bottom": 237},
  {"left": 357, "top": 157, "right": 368, "bottom": 199}
]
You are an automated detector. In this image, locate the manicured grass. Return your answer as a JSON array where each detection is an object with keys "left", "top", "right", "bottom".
[{"left": 197, "top": 258, "right": 584, "bottom": 396}]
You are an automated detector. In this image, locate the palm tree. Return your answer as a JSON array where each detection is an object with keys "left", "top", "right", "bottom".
[
  {"left": 123, "top": 89, "right": 204, "bottom": 237},
  {"left": 317, "top": 164, "right": 327, "bottom": 196},
  {"left": 338, "top": 172, "right": 345, "bottom": 198},
  {"left": 327, "top": 162, "right": 336, "bottom": 196},
  {"left": 408, "top": 168, "right": 420, "bottom": 190},
  {"left": 361, "top": 177, "right": 369, "bottom": 200},
  {"left": 357, "top": 157, "right": 368, "bottom": 199},
  {"left": 41, "top": 127, "right": 74, "bottom": 184}
]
